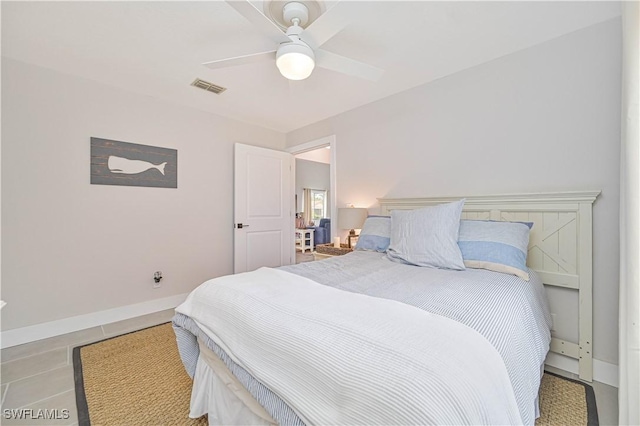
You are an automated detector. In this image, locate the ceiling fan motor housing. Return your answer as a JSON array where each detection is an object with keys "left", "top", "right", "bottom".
[{"left": 283, "top": 2, "right": 309, "bottom": 27}]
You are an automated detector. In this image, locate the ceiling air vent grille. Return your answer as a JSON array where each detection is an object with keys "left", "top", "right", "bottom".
[{"left": 191, "top": 78, "right": 226, "bottom": 95}]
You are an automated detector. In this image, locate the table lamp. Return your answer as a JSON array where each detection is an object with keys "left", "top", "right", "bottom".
[{"left": 338, "top": 207, "right": 368, "bottom": 248}]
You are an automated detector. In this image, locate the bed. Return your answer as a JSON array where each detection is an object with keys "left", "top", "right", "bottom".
[{"left": 172, "top": 191, "right": 599, "bottom": 425}]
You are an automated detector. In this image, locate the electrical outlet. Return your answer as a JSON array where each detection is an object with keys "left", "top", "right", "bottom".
[
  {"left": 550, "top": 313, "right": 557, "bottom": 331},
  {"left": 153, "top": 271, "right": 163, "bottom": 289}
]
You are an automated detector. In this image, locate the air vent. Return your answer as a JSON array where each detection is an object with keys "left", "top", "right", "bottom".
[{"left": 191, "top": 78, "right": 226, "bottom": 95}]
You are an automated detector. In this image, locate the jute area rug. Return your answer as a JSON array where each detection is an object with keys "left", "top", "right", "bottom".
[
  {"left": 73, "top": 323, "right": 206, "bottom": 426},
  {"left": 74, "top": 323, "right": 598, "bottom": 425}
]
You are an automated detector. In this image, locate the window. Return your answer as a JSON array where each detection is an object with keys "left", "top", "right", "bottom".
[
  {"left": 302, "top": 188, "right": 328, "bottom": 225},
  {"left": 311, "top": 189, "right": 327, "bottom": 221}
]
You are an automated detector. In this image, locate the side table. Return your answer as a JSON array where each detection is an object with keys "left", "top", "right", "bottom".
[{"left": 295, "top": 228, "right": 315, "bottom": 253}]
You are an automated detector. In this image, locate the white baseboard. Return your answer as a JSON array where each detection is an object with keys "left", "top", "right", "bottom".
[
  {"left": 0, "top": 293, "right": 189, "bottom": 349},
  {"left": 546, "top": 352, "right": 619, "bottom": 388}
]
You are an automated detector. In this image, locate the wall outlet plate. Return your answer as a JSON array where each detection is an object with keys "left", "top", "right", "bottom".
[{"left": 153, "top": 271, "right": 162, "bottom": 288}]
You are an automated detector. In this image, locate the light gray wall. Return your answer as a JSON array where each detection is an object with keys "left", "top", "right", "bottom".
[
  {"left": 287, "top": 19, "right": 621, "bottom": 365},
  {"left": 295, "top": 159, "right": 330, "bottom": 214},
  {"left": 1, "top": 58, "right": 286, "bottom": 331}
]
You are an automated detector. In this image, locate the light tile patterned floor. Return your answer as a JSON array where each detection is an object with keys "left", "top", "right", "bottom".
[
  {"left": 1, "top": 309, "right": 619, "bottom": 425},
  {"left": 0, "top": 309, "right": 175, "bottom": 425},
  {"left": 295, "top": 252, "right": 315, "bottom": 263}
]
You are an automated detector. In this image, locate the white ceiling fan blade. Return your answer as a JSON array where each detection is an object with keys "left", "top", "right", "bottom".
[
  {"left": 301, "top": 2, "right": 348, "bottom": 49},
  {"left": 225, "top": 0, "right": 290, "bottom": 44},
  {"left": 203, "top": 50, "right": 276, "bottom": 70},
  {"left": 315, "top": 49, "right": 384, "bottom": 81}
]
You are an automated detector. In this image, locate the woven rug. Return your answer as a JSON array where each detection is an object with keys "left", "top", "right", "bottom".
[
  {"left": 73, "top": 323, "right": 206, "bottom": 426},
  {"left": 74, "top": 322, "right": 598, "bottom": 425},
  {"left": 536, "top": 371, "right": 599, "bottom": 425}
]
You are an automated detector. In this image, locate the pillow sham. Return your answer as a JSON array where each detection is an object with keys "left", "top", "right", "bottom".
[
  {"left": 458, "top": 220, "right": 532, "bottom": 280},
  {"left": 386, "top": 199, "right": 466, "bottom": 270},
  {"left": 355, "top": 216, "right": 391, "bottom": 252}
]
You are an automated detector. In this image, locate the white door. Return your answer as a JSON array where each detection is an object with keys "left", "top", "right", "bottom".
[{"left": 234, "top": 143, "right": 293, "bottom": 273}]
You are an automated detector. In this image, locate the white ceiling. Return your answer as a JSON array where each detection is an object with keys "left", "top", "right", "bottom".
[{"left": 2, "top": 1, "right": 620, "bottom": 133}]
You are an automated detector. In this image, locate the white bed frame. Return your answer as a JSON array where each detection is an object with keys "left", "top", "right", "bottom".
[{"left": 378, "top": 191, "right": 600, "bottom": 382}]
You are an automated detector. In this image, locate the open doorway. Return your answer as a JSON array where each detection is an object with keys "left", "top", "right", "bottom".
[{"left": 286, "top": 136, "right": 337, "bottom": 264}]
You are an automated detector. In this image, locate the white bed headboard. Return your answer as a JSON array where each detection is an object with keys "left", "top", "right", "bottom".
[{"left": 378, "top": 191, "right": 601, "bottom": 381}]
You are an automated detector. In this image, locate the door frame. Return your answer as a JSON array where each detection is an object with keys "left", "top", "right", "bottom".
[{"left": 286, "top": 135, "right": 337, "bottom": 257}]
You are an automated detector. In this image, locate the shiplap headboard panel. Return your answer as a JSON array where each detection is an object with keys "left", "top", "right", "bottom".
[{"left": 378, "top": 191, "right": 601, "bottom": 381}]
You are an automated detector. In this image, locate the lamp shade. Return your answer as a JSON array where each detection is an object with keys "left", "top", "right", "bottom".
[{"left": 338, "top": 208, "right": 368, "bottom": 231}]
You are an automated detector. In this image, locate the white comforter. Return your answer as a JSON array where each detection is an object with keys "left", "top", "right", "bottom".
[{"left": 176, "top": 267, "right": 523, "bottom": 425}]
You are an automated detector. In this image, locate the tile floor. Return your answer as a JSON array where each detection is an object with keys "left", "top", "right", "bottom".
[
  {"left": 295, "top": 251, "right": 315, "bottom": 263},
  {"left": 1, "top": 309, "right": 619, "bottom": 425},
  {"left": 592, "top": 380, "right": 619, "bottom": 425}
]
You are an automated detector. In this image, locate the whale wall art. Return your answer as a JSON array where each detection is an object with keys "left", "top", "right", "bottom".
[{"left": 90, "top": 138, "right": 177, "bottom": 188}]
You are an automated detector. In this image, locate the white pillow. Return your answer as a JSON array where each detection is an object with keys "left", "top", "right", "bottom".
[{"left": 386, "top": 199, "right": 466, "bottom": 270}]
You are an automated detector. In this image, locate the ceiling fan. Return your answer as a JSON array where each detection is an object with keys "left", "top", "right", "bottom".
[{"left": 204, "top": 0, "right": 384, "bottom": 81}]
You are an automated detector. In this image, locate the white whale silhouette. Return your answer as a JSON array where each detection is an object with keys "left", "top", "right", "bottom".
[{"left": 108, "top": 155, "right": 167, "bottom": 176}]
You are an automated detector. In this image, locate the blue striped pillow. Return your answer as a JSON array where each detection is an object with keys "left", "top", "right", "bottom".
[
  {"left": 355, "top": 216, "right": 390, "bottom": 252},
  {"left": 458, "top": 220, "right": 532, "bottom": 280},
  {"left": 387, "top": 200, "right": 466, "bottom": 270}
]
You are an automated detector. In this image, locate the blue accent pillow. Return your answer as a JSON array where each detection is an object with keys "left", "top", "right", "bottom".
[
  {"left": 458, "top": 220, "right": 533, "bottom": 280},
  {"left": 355, "top": 216, "right": 391, "bottom": 252}
]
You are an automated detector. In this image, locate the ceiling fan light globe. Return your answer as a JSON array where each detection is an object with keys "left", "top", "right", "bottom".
[
  {"left": 276, "top": 43, "right": 315, "bottom": 80},
  {"left": 277, "top": 52, "right": 315, "bottom": 80}
]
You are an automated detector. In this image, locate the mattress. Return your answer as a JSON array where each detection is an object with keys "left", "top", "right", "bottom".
[{"left": 173, "top": 250, "right": 551, "bottom": 425}]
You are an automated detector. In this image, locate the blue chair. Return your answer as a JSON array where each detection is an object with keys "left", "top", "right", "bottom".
[{"left": 313, "top": 219, "right": 331, "bottom": 245}]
